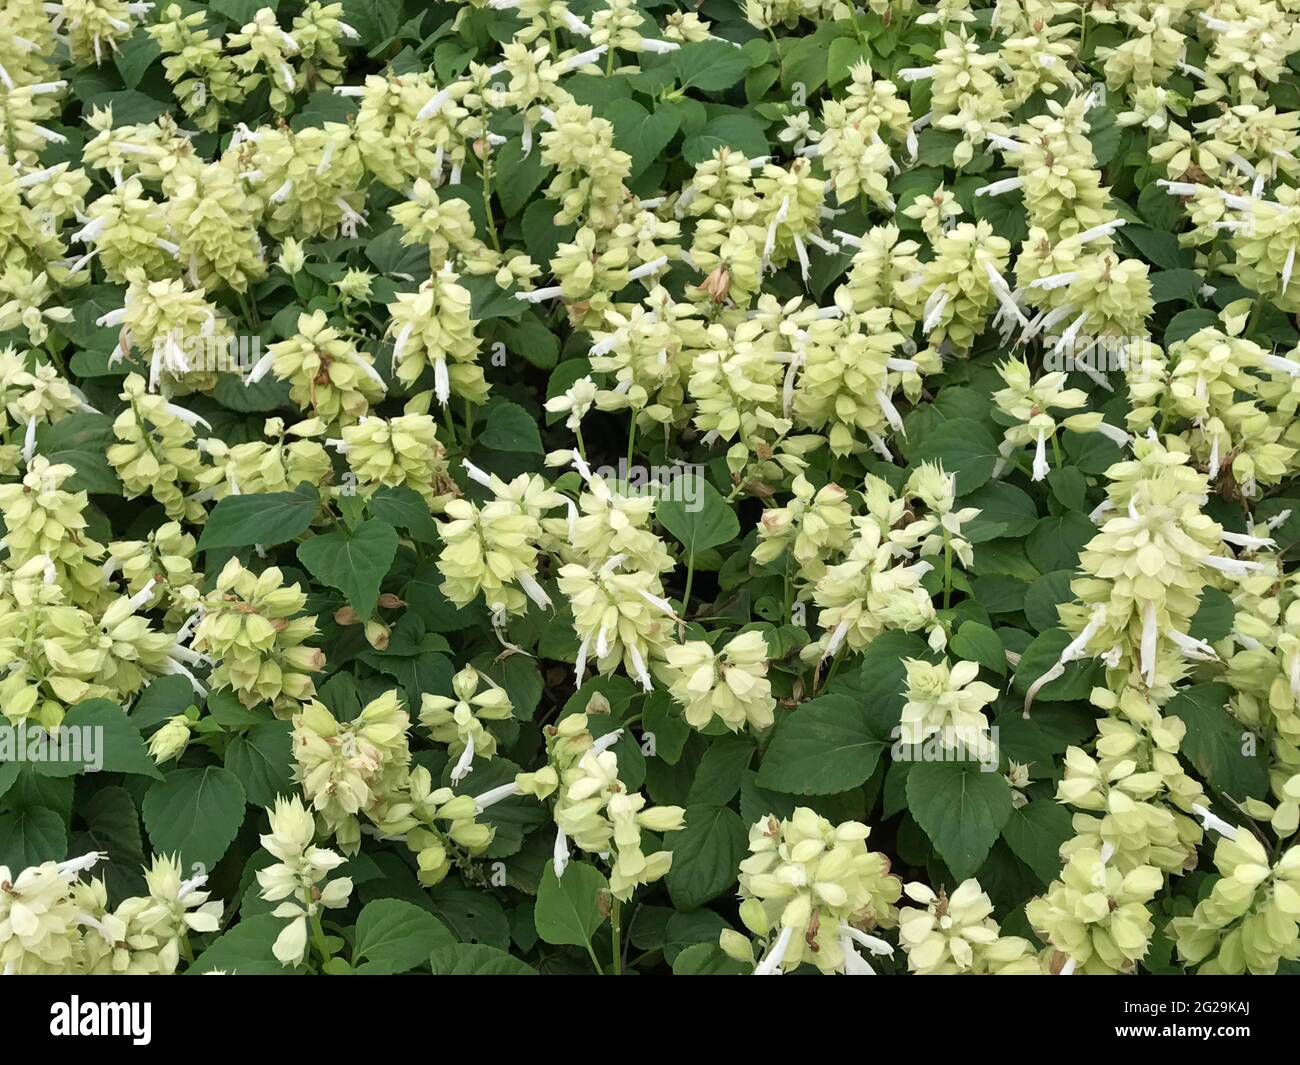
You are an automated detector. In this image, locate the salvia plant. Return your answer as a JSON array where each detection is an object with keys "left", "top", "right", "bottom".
[{"left": 1, "top": 0, "right": 1300, "bottom": 980}]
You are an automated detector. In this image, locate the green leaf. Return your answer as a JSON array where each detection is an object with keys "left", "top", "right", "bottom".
[
  {"left": 606, "top": 99, "right": 681, "bottom": 178},
  {"left": 479, "top": 401, "right": 544, "bottom": 454},
  {"left": 199, "top": 485, "right": 317, "bottom": 551},
  {"left": 28, "top": 699, "right": 161, "bottom": 779},
  {"left": 210, "top": 0, "right": 279, "bottom": 22},
  {"left": 369, "top": 485, "right": 441, "bottom": 544},
  {"left": 1025, "top": 513, "right": 1094, "bottom": 573},
  {"left": 682, "top": 113, "right": 769, "bottom": 166},
  {"left": 666, "top": 804, "right": 747, "bottom": 910},
  {"left": 1047, "top": 466, "right": 1088, "bottom": 512},
  {"left": 658, "top": 480, "right": 739, "bottom": 556},
  {"left": 756, "top": 694, "right": 890, "bottom": 795},
  {"left": 961, "top": 482, "right": 1038, "bottom": 543},
  {"left": 911, "top": 418, "right": 1001, "bottom": 494},
  {"left": 521, "top": 199, "right": 575, "bottom": 267},
  {"left": 0, "top": 807, "right": 67, "bottom": 869},
  {"left": 643, "top": 691, "right": 690, "bottom": 765},
  {"left": 1165, "top": 308, "right": 1219, "bottom": 345},
  {"left": 76, "top": 785, "right": 145, "bottom": 901},
  {"left": 495, "top": 313, "right": 560, "bottom": 370},
  {"left": 1001, "top": 800, "right": 1071, "bottom": 885},
  {"left": 35, "top": 414, "right": 121, "bottom": 494},
  {"left": 950, "top": 622, "right": 1006, "bottom": 676},
  {"left": 494, "top": 137, "right": 550, "bottom": 218},
  {"left": 142, "top": 766, "right": 246, "bottom": 871},
  {"left": 113, "top": 33, "right": 161, "bottom": 89},
  {"left": 828, "top": 37, "right": 869, "bottom": 86},
  {"left": 190, "top": 914, "right": 304, "bottom": 975},
  {"left": 353, "top": 898, "right": 456, "bottom": 973},
  {"left": 1013, "top": 628, "right": 1104, "bottom": 703},
  {"left": 129, "top": 675, "right": 197, "bottom": 735},
  {"left": 1023, "top": 571, "right": 1075, "bottom": 632},
  {"left": 297, "top": 518, "right": 398, "bottom": 618},
  {"left": 687, "top": 736, "right": 754, "bottom": 806},
  {"left": 671, "top": 942, "right": 750, "bottom": 974},
  {"left": 671, "top": 41, "right": 751, "bottom": 92},
  {"left": 906, "top": 760, "right": 1014, "bottom": 880},
  {"left": 462, "top": 274, "right": 525, "bottom": 321},
  {"left": 535, "top": 862, "right": 608, "bottom": 948},
  {"left": 1188, "top": 587, "right": 1235, "bottom": 643},
  {"left": 428, "top": 943, "right": 538, "bottom": 975},
  {"left": 1166, "top": 683, "right": 1268, "bottom": 800},
  {"left": 341, "top": 0, "right": 401, "bottom": 48},
  {"left": 1149, "top": 269, "right": 1203, "bottom": 304},
  {"left": 224, "top": 721, "right": 294, "bottom": 808}
]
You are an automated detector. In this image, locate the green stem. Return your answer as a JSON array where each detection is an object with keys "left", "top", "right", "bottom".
[
  {"left": 575, "top": 423, "right": 587, "bottom": 460},
  {"left": 626, "top": 415, "right": 637, "bottom": 467},
  {"left": 440, "top": 400, "right": 459, "bottom": 450},
  {"left": 585, "top": 941, "right": 604, "bottom": 975},
  {"left": 681, "top": 551, "right": 696, "bottom": 620},
  {"left": 610, "top": 898, "right": 623, "bottom": 976},
  {"left": 1245, "top": 297, "right": 1265, "bottom": 340},
  {"left": 943, "top": 535, "right": 953, "bottom": 610},
  {"left": 481, "top": 151, "right": 502, "bottom": 253},
  {"left": 307, "top": 894, "right": 334, "bottom": 966}
]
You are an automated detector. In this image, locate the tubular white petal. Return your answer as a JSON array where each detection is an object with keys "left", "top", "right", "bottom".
[
  {"left": 1202, "top": 555, "right": 1267, "bottom": 576},
  {"left": 574, "top": 634, "right": 590, "bottom": 690},
  {"left": 1168, "top": 629, "right": 1219, "bottom": 662},
  {"left": 1192, "top": 803, "right": 1239, "bottom": 840},
  {"left": 562, "top": 45, "right": 608, "bottom": 71},
  {"left": 516, "top": 285, "right": 564, "bottom": 302},
  {"left": 450, "top": 734, "right": 476, "bottom": 783},
  {"left": 516, "top": 570, "right": 553, "bottom": 610},
  {"left": 552, "top": 827, "right": 570, "bottom": 878},
  {"left": 474, "top": 781, "right": 520, "bottom": 813},
  {"left": 1140, "top": 600, "right": 1158, "bottom": 687},
  {"left": 1220, "top": 530, "right": 1275, "bottom": 550},
  {"left": 1031, "top": 430, "right": 1050, "bottom": 481},
  {"left": 754, "top": 926, "right": 794, "bottom": 975},
  {"left": 975, "top": 177, "right": 1024, "bottom": 197},
  {"left": 1094, "top": 421, "right": 1130, "bottom": 448},
  {"left": 592, "top": 729, "right": 624, "bottom": 757},
  {"left": 628, "top": 256, "right": 668, "bottom": 281}
]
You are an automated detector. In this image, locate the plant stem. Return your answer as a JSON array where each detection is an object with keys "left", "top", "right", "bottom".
[
  {"left": 943, "top": 535, "right": 953, "bottom": 609},
  {"left": 1246, "top": 297, "right": 1265, "bottom": 340},
  {"left": 610, "top": 897, "right": 623, "bottom": 976},
  {"left": 481, "top": 152, "right": 501, "bottom": 252},
  {"left": 440, "top": 400, "right": 459, "bottom": 450},
  {"left": 585, "top": 941, "right": 604, "bottom": 975},
  {"left": 682, "top": 551, "right": 695, "bottom": 619}
]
